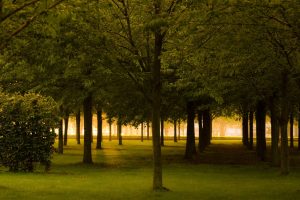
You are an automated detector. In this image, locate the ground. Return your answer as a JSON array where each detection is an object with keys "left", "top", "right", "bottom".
[{"left": 0, "top": 139, "right": 299, "bottom": 200}]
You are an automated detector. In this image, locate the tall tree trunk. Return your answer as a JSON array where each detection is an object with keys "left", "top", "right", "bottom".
[
  {"left": 290, "top": 113, "right": 294, "bottom": 148},
  {"left": 209, "top": 114, "right": 212, "bottom": 145},
  {"left": 83, "top": 94, "right": 93, "bottom": 164},
  {"left": 280, "top": 72, "right": 289, "bottom": 175},
  {"left": 248, "top": 111, "right": 254, "bottom": 150},
  {"left": 117, "top": 120, "right": 122, "bottom": 145},
  {"left": 63, "top": 112, "right": 69, "bottom": 146},
  {"left": 160, "top": 118, "right": 164, "bottom": 146},
  {"left": 198, "top": 111, "right": 205, "bottom": 152},
  {"left": 76, "top": 110, "right": 81, "bottom": 144},
  {"left": 109, "top": 120, "right": 112, "bottom": 141},
  {"left": 174, "top": 120, "right": 177, "bottom": 142},
  {"left": 178, "top": 120, "right": 181, "bottom": 141},
  {"left": 147, "top": 121, "right": 150, "bottom": 140},
  {"left": 185, "top": 101, "right": 196, "bottom": 159},
  {"left": 203, "top": 109, "right": 211, "bottom": 147},
  {"left": 280, "top": 118, "right": 289, "bottom": 175},
  {"left": 141, "top": 123, "right": 144, "bottom": 142},
  {"left": 242, "top": 110, "right": 249, "bottom": 146},
  {"left": 256, "top": 100, "right": 266, "bottom": 161},
  {"left": 270, "top": 101, "right": 280, "bottom": 166},
  {"left": 96, "top": 109, "right": 102, "bottom": 149},
  {"left": 151, "top": 7, "right": 164, "bottom": 189},
  {"left": 58, "top": 119, "right": 63, "bottom": 154}
]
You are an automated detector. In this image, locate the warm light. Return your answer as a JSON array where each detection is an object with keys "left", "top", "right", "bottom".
[{"left": 61, "top": 115, "right": 294, "bottom": 138}]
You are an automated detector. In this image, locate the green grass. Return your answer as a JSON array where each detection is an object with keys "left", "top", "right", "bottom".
[{"left": 0, "top": 139, "right": 300, "bottom": 200}]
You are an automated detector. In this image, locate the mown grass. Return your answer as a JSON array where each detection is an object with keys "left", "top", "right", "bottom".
[{"left": 0, "top": 139, "right": 300, "bottom": 200}]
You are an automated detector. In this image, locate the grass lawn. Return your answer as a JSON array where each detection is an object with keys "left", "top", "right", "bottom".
[{"left": 0, "top": 139, "right": 300, "bottom": 200}]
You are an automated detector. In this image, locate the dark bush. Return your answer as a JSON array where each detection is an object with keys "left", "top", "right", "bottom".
[{"left": 0, "top": 93, "right": 58, "bottom": 172}]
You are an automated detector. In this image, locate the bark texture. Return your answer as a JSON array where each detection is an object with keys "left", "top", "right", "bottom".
[
  {"left": 256, "top": 101, "right": 266, "bottom": 161},
  {"left": 185, "top": 101, "right": 196, "bottom": 159},
  {"left": 270, "top": 102, "right": 280, "bottom": 166},
  {"left": 117, "top": 121, "right": 122, "bottom": 145},
  {"left": 96, "top": 109, "right": 103, "bottom": 149},
  {"left": 63, "top": 112, "right": 69, "bottom": 146},
  {"left": 83, "top": 94, "right": 93, "bottom": 164},
  {"left": 248, "top": 111, "right": 254, "bottom": 150},
  {"left": 242, "top": 111, "right": 249, "bottom": 146},
  {"left": 174, "top": 120, "right": 177, "bottom": 142},
  {"left": 198, "top": 111, "right": 205, "bottom": 152},
  {"left": 290, "top": 113, "right": 294, "bottom": 148},
  {"left": 58, "top": 119, "right": 63, "bottom": 154},
  {"left": 160, "top": 119, "right": 164, "bottom": 146}
]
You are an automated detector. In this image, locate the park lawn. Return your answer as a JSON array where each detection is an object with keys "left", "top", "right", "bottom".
[{"left": 0, "top": 139, "right": 300, "bottom": 200}]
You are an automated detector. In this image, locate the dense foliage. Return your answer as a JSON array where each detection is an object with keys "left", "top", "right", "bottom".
[
  {"left": 0, "top": 0, "right": 299, "bottom": 189},
  {"left": 0, "top": 93, "right": 58, "bottom": 172}
]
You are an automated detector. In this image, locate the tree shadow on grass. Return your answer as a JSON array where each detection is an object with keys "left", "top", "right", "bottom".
[{"left": 0, "top": 185, "right": 9, "bottom": 190}]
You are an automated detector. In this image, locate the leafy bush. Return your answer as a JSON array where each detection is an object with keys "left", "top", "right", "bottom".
[{"left": 0, "top": 93, "right": 58, "bottom": 172}]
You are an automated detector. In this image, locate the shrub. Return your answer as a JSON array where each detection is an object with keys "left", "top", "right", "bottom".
[{"left": 0, "top": 93, "right": 58, "bottom": 172}]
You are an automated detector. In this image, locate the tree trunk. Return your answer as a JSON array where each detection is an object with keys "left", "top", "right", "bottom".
[
  {"left": 76, "top": 110, "right": 81, "bottom": 144},
  {"left": 185, "top": 101, "right": 197, "bottom": 159},
  {"left": 96, "top": 109, "right": 103, "bottom": 149},
  {"left": 248, "top": 111, "right": 254, "bottom": 150},
  {"left": 270, "top": 101, "right": 280, "bottom": 166},
  {"left": 58, "top": 119, "right": 63, "bottom": 154},
  {"left": 109, "top": 120, "right": 112, "bottom": 141},
  {"left": 117, "top": 120, "right": 122, "bottom": 145},
  {"left": 290, "top": 113, "right": 294, "bottom": 148},
  {"left": 209, "top": 114, "right": 212, "bottom": 145},
  {"left": 256, "top": 100, "right": 266, "bottom": 161},
  {"left": 280, "top": 72, "right": 289, "bottom": 175},
  {"left": 63, "top": 112, "right": 69, "bottom": 146},
  {"left": 83, "top": 94, "right": 93, "bottom": 164},
  {"left": 242, "top": 111, "right": 249, "bottom": 146},
  {"left": 160, "top": 118, "right": 164, "bottom": 146},
  {"left": 174, "top": 120, "right": 177, "bottom": 142},
  {"left": 203, "top": 109, "right": 211, "bottom": 147},
  {"left": 151, "top": 9, "right": 164, "bottom": 189},
  {"left": 198, "top": 110, "right": 205, "bottom": 152},
  {"left": 147, "top": 121, "right": 150, "bottom": 140},
  {"left": 280, "top": 119, "right": 289, "bottom": 175},
  {"left": 141, "top": 123, "right": 144, "bottom": 142},
  {"left": 178, "top": 120, "right": 181, "bottom": 141}
]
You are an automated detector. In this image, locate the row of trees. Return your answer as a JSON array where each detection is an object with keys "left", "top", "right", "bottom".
[{"left": 1, "top": 0, "right": 299, "bottom": 190}]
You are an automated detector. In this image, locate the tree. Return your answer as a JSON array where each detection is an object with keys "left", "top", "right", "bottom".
[
  {"left": 256, "top": 100, "right": 267, "bottom": 161},
  {"left": 96, "top": 108, "right": 103, "bottom": 149},
  {"left": 289, "top": 113, "right": 294, "bottom": 148},
  {"left": 0, "top": 92, "right": 58, "bottom": 172},
  {"left": 76, "top": 109, "right": 81, "bottom": 144},
  {"left": 83, "top": 94, "right": 93, "bottom": 164},
  {"left": 160, "top": 118, "right": 165, "bottom": 147},
  {"left": 117, "top": 120, "right": 122, "bottom": 145},
  {"left": 0, "top": 0, "right": 65, "bottom": 52},
  {"left": 102, "top": 0, "right": 188, "bottom": 190},
  {"left": 63, "top": 108, "right": 70, "bottom": 146},
  {"left": 185, "top": 101, "right": 196, "bottom": 159},
  {"left": 5, "top": 0, "right": 113, "bottom": 164},
  {"left": 141, "top": 122, "right": 144, "bottom": 142}
]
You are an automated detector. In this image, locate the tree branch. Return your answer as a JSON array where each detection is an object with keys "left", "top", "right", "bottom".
[
  {"left": 0, "top": 0, "right": 65, "bottom": 52},
  {"left": 1, "top": 0, "right": 40, "bottom": 23},
  {"left": 114, "top": 58, "right": 153, "bottom": 103}
]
